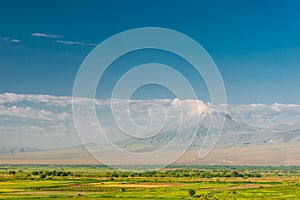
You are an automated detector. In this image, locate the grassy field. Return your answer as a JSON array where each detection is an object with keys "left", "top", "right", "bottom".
[{"left": 0, "top": 165, "right": 299, "bottom": 199}]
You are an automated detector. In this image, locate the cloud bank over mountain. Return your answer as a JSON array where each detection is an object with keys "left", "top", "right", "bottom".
[
  {"left": 217, "top": 103, "right": 300, "bottom": 130},
  {"left": 0, "top": 93, "right": 299, "bottom": 150}
]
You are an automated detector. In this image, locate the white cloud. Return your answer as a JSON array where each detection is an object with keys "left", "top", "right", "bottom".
[
  {"left": 0, "top": 93, "right": 71, "bottom": 107},
  {"left": 0, "top": 37, "right": 21, "bottom": 43},
  {"left": 56, "top": 40, "right": 96, "bottom": 46},
  {"left": 30, "top": 33, "right": 97, "bottom": 47},
  {"left": 217, "top": 103, "right": 300, "bottom": 129},
  {"left": 10, "top": 39, "right": 21, "bottom": 43},
  {"left": 0, "top": 93, "right": 73, "bottom": 121},
  {"left": 0, "top": 105, "right": 71, "bottom": 121},
  {"left": 31, "top": 33, "right": 62, "bottom": 38},
  {"left": 1, "top": 93, "right": 300, "bottom": 129}
]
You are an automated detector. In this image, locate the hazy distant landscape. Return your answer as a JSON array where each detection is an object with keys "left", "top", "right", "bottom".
[{"left": 0, "top": 93, "right": 299, "bottom": 166}]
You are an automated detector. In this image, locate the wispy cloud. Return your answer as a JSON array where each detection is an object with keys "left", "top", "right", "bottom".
[
  {"left": 10, "top": 39, "right": 21, "bottom": 43},
  {"left": 26, "top": 33, "right": 97, "bottom": 47},
  {"left": 0, "top": 37, "right": 21, "bottom": 43},
  {"left": 31, "top": 33, "right": 63, "bottom": 38},
  {"left": 56, "top": 40, "right": 97, "bottom": 46}
]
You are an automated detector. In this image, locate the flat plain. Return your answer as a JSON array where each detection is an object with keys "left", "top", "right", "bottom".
[{"left": 0, "top": 165, "right": 299, "bottom": 199}]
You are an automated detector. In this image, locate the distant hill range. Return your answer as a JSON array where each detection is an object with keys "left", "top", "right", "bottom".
[{"left": 0, "top": 146, "right": 42, "bottom": 154}]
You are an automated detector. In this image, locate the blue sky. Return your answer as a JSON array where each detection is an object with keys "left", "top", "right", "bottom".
[{"left": 1, "top": 0, "right": 300, "bottom": 104}]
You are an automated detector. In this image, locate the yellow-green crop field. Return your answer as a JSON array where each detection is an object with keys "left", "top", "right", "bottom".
[{"left": 0, "top": 165, "right": 299, "bottom": 199}]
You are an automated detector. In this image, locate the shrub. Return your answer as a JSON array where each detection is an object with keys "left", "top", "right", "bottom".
[
  {"left": 52, "top": 171, "right": 57, "bottom": 176},
  {"left": 31, "top": 171, "right": 38, "bottom": 176},
  {"left": 9, "top": 171, "right": 16, "bottom": 175},
  {"left": 188, "top": 189, "right": 196, "bottom": 197},
  {"left": 39, "top": 174, "right": 46, "bottom": 179},
  {"left": 199, "top": 194, "right": 210, "bottom": 200}
]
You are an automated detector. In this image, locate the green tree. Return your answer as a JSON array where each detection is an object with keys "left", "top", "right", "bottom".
[
  {"left": 9, "top": 171, "right": 16, "bottom": 175},
  {"left": 39, "top": 174, "right": 46, "bottom": 179}
]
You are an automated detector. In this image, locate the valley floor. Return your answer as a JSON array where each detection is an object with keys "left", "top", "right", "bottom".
[{"left": 0, "top": 165, "right": 299, "bottom": 199}]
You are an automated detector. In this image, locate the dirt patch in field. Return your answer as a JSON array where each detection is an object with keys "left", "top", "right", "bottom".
[
  {"left": 203, "top": 183, "right": 275, "bottom": 191},
  {"left": 98, "top": 182, "right": 185, "bottom": 188}
]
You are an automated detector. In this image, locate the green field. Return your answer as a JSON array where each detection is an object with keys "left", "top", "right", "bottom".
[{"left": 0, "top": 165, "right": 299, "bottom": 199}]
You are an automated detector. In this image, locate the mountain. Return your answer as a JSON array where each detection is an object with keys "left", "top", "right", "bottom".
[
  {"left": 119, "top": 110, "right": 259, "bottom": 148},
  {"left": 118, "top": 109, "right": 300, "bottom": 155}
]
